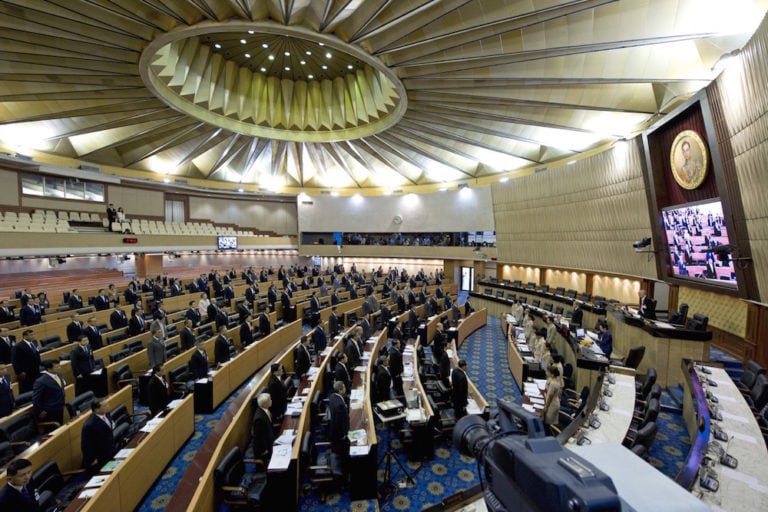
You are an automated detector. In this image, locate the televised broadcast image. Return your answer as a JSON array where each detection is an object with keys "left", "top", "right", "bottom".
[{"left": 217, "top": 236, "right": 238, "bottom": 250}]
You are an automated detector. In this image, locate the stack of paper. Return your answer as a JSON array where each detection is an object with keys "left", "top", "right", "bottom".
[
  {"left": 167, "top": 399, "right": 184, "bottom": 409},
  {"left": 286, "top": 402, "right": 303, "bottom": 416},
  {"left": 140, "top": 417, "right": 163, "bottom": 433},
  {"left": 350, "top": 389, "right": 364, "bottom": 401},
  {"left": 100, "top": 459, "right": 123, "bottom": 472},
  {"left": 466, "top": 399, "right": 482, "bottom": 415},
  {"left": 275, "top": 429, "right": 296, "bottom": 445},
  {"left": 114, "top": 448, "right": 134, "bottom": 459},
  {"left": 84, "top": 475, "right": 109, "bottom": 489},
  {"left": 348, "top": 429, "right": 367, "bottom": 445},
  {"left": 268, "top": 444, "right": 291, "bottom": 471}
]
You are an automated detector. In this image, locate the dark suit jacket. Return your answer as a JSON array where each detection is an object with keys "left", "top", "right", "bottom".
[
  {"left": 570, "top": 307, "right": 583, "bottom": 326},
  {"left": 110, "top": 310, "right": 128, "bottom": 330},
  {"left": 85, "top": 326, "right": 103, "bottom": 350},
  {"left": 388, "top": 346, "right": 403, "bottom": 379},
  {"left": 185, "top": 308, "right": 201, "bottom": 327},
  {"left": 70, "top": 345, "right": 95, "bottom": 379},
  {"left": 81, "top": 413, "right": 115, "bottom": 469},
  {"left": 66, "top": 321, "right": 85, "bottom": 343},
  {"left": 147, "top": 375, "right": 170, "bottom": 415},
  {"left": 68, "top": 295, "right": 84, "bottom": 310},
  {"left": 180, "top": 328, "right": 196, "bottom": 350},
  {"left": 245, "top": 287, "right": 257, "bottom": 305},
  {"left": 345, "top": 338, "right": 361, "bottom": 369},
  {"left": 0, "top": 336, "right": 13, "bottom": 365},
  {"left": 268, "top": 375, "right": 287, "bottom": 419},
  {"left": 32, "top": 373, "right": 65, "bottom": 422},
  {"left": 214, "top": 335, "right": 231, "bottom": 365},
  {"left": 312, "top": 327, "right": 327, "bottom": 353},
  {"left": 451, "top": 368, "right": 468, "bottom": 414},
  {"left": 0, "top": 376, "right": 14, "bottom": 418},
  {"left": 334, "top": 363, "right": 351, "bottom": 394},
  {"left": 328, "top": 313, "right": 340, "bottom": 337},
  {"left": 258, "top": 314, "right": 271, "bottom": 337},
  {"left": 237, "top": 303, "right": 250, "bottom": 322},
  {"left": 123, "top": 287, "right": 138, "bottom": 306},
  {"left": 19, "top": 305, "right": 39, "bottom": 326},
  {"left": 327, "top": 392, "right": 349, "bottom": 444},
  {"left": 94, "top": 295, "right": 110, "bottom": 311},
  {"left": 11, "top": 341, "right": 41, "bottom": 393},
  {"left": 0, "top": 483, "right": 40, "bottom": 511},
  {"left": 251, "top": 408, "right": 274, "bottom": 461},
  {"left": 127, "top": 315, "right": 145, "bottom": 337},
  {"left": 267, "top": 288, "right": 277, "bottom": 306},
  {"left": 294, "top": 344, "right": 311, "bottom": 377},
  {"left": 439, "top": 352, "right": 452, "bottom": 386},
  {"left": 597, "top": 331, "right": 613, "bottom": 358},
  {"left": 309, "top": 296, "right": 320, "bottom": 312},
  {"left": 375, "top": 366, "right": 392, "bottom": 403},
  {"left": 189, "top": 349, "right": 209, "bottom": 379}
]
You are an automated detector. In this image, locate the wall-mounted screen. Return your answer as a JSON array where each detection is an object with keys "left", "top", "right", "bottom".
[
  {"left": 662, "top": 199, "right": 736, "bottom": 288},
  {"left": 217, "top": 236, "right": 238, "bottom": 250}
]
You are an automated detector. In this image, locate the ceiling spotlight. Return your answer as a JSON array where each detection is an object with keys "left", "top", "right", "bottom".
[
  {"left": 305, "top": 50, "right": 311, "bottom": 55},
  {"left": 568, "top": 160, "right": 576, "bottom": 165},
  {"left": 300, "top": 60, "right": 306, "bottom": 65},
  {"left": 260, "top": 67, "right": 267, "bottom": 72},
  {"left": 284, "top": 66, "right": 290, "bottom": 71},
  {"left": 214, "top": 43, "right": 221, "bottom": 49},
  {"left": 163, "top": 177, "right": 170, "bottom": 183},
  {"left": 244, "top": 53, "right": 251, "bottom": 58},
  {"left": 248, "top": 30, "right": 255, "bottom": 34},
  {"left": 321, "top": 64, "right": 328, "bottom": 70},
  {"left": 262, "top": 43, "right": 268, "bottom": 48},
  {"left": 318, "top": 42, "right": 325, "bottom": 46},
  {"left": 268, "top": 55, "right": 275, "bottom": 60},
  {"left": 307, "top": 74, "right": 314, "bottom": 79},
  {"left": 499, "top": 177, "right": 509, "bottom": 183},
  {"left": 284, "top": 51, "right": 290, "bottom": 56},
  {"left": 325, "top": 52, "right": 332, "bottom": 59},
  {"left": 240, "top": 39, "right": 246, "bottom": 44},
  {"left": 347, "top": 64, "right": 353, "bottom": 70},
  {"left": 238, "top": 188, "right": 244, "bottom": 193}
]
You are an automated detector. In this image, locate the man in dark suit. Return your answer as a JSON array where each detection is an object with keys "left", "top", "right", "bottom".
[
  {"left": 331, "top": 291, "right": 340, "bottom": 306},
  {"left": 334, "top": 353, "right": 352, "bottom": 395},
  {"left": 0, "top": 367, "right": 14, "bottom": 418},
  {"left": 152, "top": 281, "right": 165, "bottom": 303},
  {"left": 66, "top": 314, "right": 84, "bottom": 343},
  {"left": 123, "top": 285, "right": 138, "bottom": 307},
  {"left": 396, "top": 293, "right": 406, "bottom": 314},
  {"left": 0, "top": 300, "right": 14, "bottom": 324},
  {"left": 374, "top": 355, "right": 392, "bottom": 403},
  {"left": 245, "top": 284, "right": 258, "bottom": 308},
  {"left": 85, "top": 316, "right": 103, "bottom": 351},
  {"left": 359, "top": 313, "right": 371, "bottom": 341},
  {"left": 312, "top": 325, "right": 327, "bottom": 354},
  {"left": 345, "top": 334, "right": 361, "bottom": 369},
  {"left": 33, "top": 360, "right": 66, "bottom": 426},
  {"left": 127, "top": 307, "right": 146, "bottom": 337},
  {"left": 309, "top": 292, "right": 320, "bottom": 313},
  {"left": 179, "top": 319, "right": 196, "bottom": 350},
  {"left": 236, "top": 301, "right": 251, "bottom": 323},
  {"left": 19, "top": 300, "right": 39, "bottom": 327},
  {"left": 328, "top": 307, "right": 340, "bottom": 337},
  {"left": 597, "top": 323, "right": 613, "bottom": 358},
  {"left": 0, "top": 327, "right": 14, "bottom": 364},
  {"left": 294, "top": 335, "right": 311, "bottom": 379},
  {"left": 147, "top": 365, "right": 170, "bottom": 416},
  {"left": 251, "top": 393, "right": 274, "bottom": 463},
  {"left": 70, "top": 336, "right": 96, "bottom": 395},
  {"left": 240, "top": 315, "right": 254, "bottom": 347},
  {"left": 464, "top": 299, "right": 474, "bottom": 317},
  {"left": 327, "top": 381, "right": 350, "bottom": 471},
  {"left": 208, "top": 302, "right": 228, "bottom": 329},
  {"left": 280, "top": 290, "right": 291, "bottom": 319},
  {"left": 12, "top": 330, "right": 40, "bottom": 393},
  {"left": 214, "top": 326, "right": 233, "bottom": 366},
  {"left": 170, "top": 280, "right": 182, "bottom": 296},
  {"left": 257, "top": 311, "right": 271, "bottom": 338},
  {"left": 388, "top": 339, "right": 403, "bottom": 396},
  {"left": 81, "top": 399, "right": 115, "bottom": 472},
  {"left": 189, "top": 339, "right": 210, "bottom": 379},
  {"left": 109, "top": 307, "right": 128, "bottom": 331},
  {"left": 638, "top": 290, "right": 656, "bottom": 319},
  {"left": 267, "top": 284, "right": 277, "bottom": 312},
  {"left": 0, "top": 458, "right": 40, "bottom": 511},
  {"left": 147, "top": 327, "right": 166, "bottom": 369},
  {"left": 68, "top": 289, "right": 84, "bottom": 310},
  {"left": 93, "top": 289, "right": 110, "bottom": 311},
  {"left": 185, "top": 300, "right": 201, "bottom": 328},
  {"left": 570, "top": 301, "right": 584, "bottom": 326},
  {"left": 267, "top": 364, "right": 287, "bottom": 421},
  {"left": 451, "top": 359, "right": 469, "bottom": 419}
]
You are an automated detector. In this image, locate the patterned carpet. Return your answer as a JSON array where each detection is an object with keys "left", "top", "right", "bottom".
[{"left": 136, "top": 301, "right": 720, "bottom": 510}]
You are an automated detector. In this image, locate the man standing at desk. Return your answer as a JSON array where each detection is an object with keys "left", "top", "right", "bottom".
[
  {"left": 570, "top": 301, "right": 584, "bottom": 326},
  {"left": 451, "top": 359, "right": 469, "bottom": 419},
  {"left": 251, "top": 393, "right": 274, "bottom": 464},
  {"left": 189, "top": 339, "right": 210, "bottom": 379},
  {"left": 214, "top": 325, "right": 233, "bottom": 366},
  {"left": 147, "top": 326, "right": 166, "bottom": 369},
  {"left": 32, "top": 360, "right": 66, "bottom": 426},
  {"left": 12, "top": 330, "right": 40, "bottom": 393},
  {"left": 147, "top": 365, "right": 170, "bottom": 416},
  {"left": 294, "top": 335, "right": 312, "bottom": 379},
  {"left": 389, "top": 339, "right": 403, "bottom": 396},
  {"left": 638, "top": 290, "right": 656, "bottom": 319},
  {"left": 334, "top": 353, "right": 352, "bottom": 396},
  {"left": 70, "top": 335, "right": 95, "bottom": 395},
  {"left": 328, "top": 381, "right": 350, "bottom": 472},
  {"left": 0, "top": 458, "right": 40, "bottom": 511},
  {"left": 267, "top": 364, "right": 287, "bottom": 421},
  {"left": 81, "top": 399, "right": 115, "bottom": 472}
]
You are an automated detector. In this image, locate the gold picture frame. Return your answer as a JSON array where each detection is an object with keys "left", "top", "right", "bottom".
[{"left": 670, "top": 130, "right": 708, "bottom": 190}]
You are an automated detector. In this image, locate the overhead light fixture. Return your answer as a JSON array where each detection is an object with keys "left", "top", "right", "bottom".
[
  {"left": 321, "top": 65, "right": 327, "bottom": 70},
  {"left": 457, "top": 183, "right": 469, "bottom": 190},
  {"left": 238, "top": 188, "right": 244, "bottom": 193},
  {"left": 268, "top": 55, "right": 274, "bottom": 60},
  {"left": 163, "top": 177, "right": 170, "bottom": 183},
  {"left": 318, "top": 42, "right": 325, "bottom": 46},
  {"left": 240, "top": 39, "right": 247, "bottom": 44},
  {"left": 568, "top": 160, "right": 576, "bottom": 165},
  {"left": 248, "top": 30, "right": 255, "bottom": 34},
  {"left": 347, "top": 64, "right": 353, "bottom": 70},
  {"left": 325, "top": 52, "right": 332, "bottom": 59},
  {"left": 633, "top": 237, "right": 652, "bottom": 251},
  {"left": 712, "top": 49, "right": 740, "bottom": 72},
  {"left": 262, "top": 43, "right": 268, "bottom": 48},
  {"left": 499, "top": 177, "right": 509, "bottom": 183},
  {"left": 244, "top": 53, "right": 251, "bottom": 58},
  {"left": 260, "top": 67, "right": 267, "bottom": 72},
  {"left": 284, "top": 66, "right": 290, "bottom": 71},
  {"left": 214, "top": 43, "right": 221, "bottom": 49},
  {"left": 284, "top": 51, "right": 290, "bottom": 56},
  {"left": 307, "top": 74, "right": 314, "bottom": 79}
]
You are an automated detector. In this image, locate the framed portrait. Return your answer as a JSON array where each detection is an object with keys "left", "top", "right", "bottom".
[{"left": 670, "top": 130, "right": 708, "bottom": 190}]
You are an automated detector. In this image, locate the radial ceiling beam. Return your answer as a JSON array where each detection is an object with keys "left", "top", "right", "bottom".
[{"left": 377, "top": 131, "right": 475, "bottom": 178}]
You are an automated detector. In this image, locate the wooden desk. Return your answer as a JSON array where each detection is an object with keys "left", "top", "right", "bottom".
[{"left": 74, "top": 395, "right": 195, "bottom": 512}]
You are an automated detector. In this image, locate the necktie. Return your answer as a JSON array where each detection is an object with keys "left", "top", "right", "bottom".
[{"left": 21, "top": 486, "right": 33, "bottom": 503}]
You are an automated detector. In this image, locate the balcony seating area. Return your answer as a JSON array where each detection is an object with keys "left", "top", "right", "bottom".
[
  {"left": 116, "top": 219, "right": 258, "bottom": 237},
  {"left": 0, "top": 210, "right": 73, "bottom": 233}
]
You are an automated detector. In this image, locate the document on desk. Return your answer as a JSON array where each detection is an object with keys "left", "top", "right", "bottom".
[
  {"left": 406, "top": 408, "right": 427, "bottom": 423},
  {"left": 268, "top": 444, "right": 291, "bottom": 471},
  {"left": 354, "top": 365, "right": 366, "bottom": 372},
  {"left": 350, "top": 389, "right": 365, "bottom": 401},
  {"left": 84, "top": 475, "right": 110, "bottom": 488},
  {"left": 350, "top": 445, "right": 371, "bottom": 456},
  {"left": 533, "top": 378, "right": 547, "bottom": 390},
  {"left": 275, "top": 429, "right": 296, "bottom": 445},
  {"left": 100, "top": 459, "right": 124, "bottom": 472},
  {"left": 653, "top": 321, "right": 676, "bottom": 329},
  {"left": 114, "top": 448, "right": 134, "bottom": 459},
  {"left": 467, "top": 399, "right": 482, "bottom": 415},
  {"left": 167, "top": 399, "right": 184, "bottom": 409},
  {"left": 522, "top": 404, "right": 536, "bottom": 413},
  {"left": 140, "top": 418, "right": 163, "bottom": 433},
  {"left": 348, "top": 429, "right": 367, "bottom": 445},
  {"left": 79, "top": 488, "right": 100, "bottom": 499},
  {"left": 529, "top": 397, "right": 545, "bottom": 406},
  {"left": 90, "top": 368, "right": 103, "bottom": 375},
  {"left": 362, "top": 351, "right": 372, "bottom": 360}
]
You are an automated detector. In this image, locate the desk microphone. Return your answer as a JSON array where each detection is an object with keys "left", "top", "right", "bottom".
[
  {"left": 699, "top": 466, "right": 720, "bottom": 493},
  {"left": 706, "top": 390, "right": 718, "bottom": 404},
  {"left": 607, "top": 373, "right": 616, "bottom": 385},
  {"left": 599, "top": 399, "right": 610, "bottom": 412},
  {"left": 602, "top": 386, "right": 613, "bottom": 398},
  {"left": 588, "top": 414, "right": 601, "bottom": 429},
  {"left": 712, "top": 425, "right": 729, "bottom": 443},
  {"left": 720, "top": 436, "right": 738, "bottom": 469}
]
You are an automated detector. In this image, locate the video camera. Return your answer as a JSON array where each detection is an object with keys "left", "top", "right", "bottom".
[{"left": 453, "top": 400, "right": 621, "bottom": 512}]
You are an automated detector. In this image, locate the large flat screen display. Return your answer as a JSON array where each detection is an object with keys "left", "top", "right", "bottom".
[
  {"left": 662, "top": 199, "right": 736, "bottom": 288},
  {"left": 217, "top": 236, "right": 238, "bottom": 250}
]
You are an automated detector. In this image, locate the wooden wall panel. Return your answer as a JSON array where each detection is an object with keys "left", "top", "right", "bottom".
[
  {"left": 712, "top": 14, "right": 768, "bottom": 302},
  {"left": 492, "top": 138, "right": 657, "bottom": 278},
  {"left": 678, "top": 286, "right": 748, "bottom": 338}
]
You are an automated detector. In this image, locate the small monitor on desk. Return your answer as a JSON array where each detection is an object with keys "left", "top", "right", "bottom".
[{"left": 576, "top": 328, "right": 585, "bottom": 338}]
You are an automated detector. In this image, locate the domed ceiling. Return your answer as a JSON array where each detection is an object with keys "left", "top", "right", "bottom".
[{"left": 0, "top": 0, "right": 765, "bottom": 194}]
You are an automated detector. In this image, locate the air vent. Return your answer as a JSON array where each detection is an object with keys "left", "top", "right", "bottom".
[
  {"left": 78, "top": 164, "right": 100, "bottom": 172},
  {"left": 535, "top": 167, "right": 547, "bottom": 173}
]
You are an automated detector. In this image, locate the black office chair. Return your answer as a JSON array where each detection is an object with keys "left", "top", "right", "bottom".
[
  {"left": 0, "top": 437, "right": 15, "bottom": 466},
  {"left": 126, "top": 340, "right": 143, "bottom": 353},
  {"left": 1, "top": 412, "right": 42, "bottom": 453},
  {"left": 746, "top": 374, "right": 768, "bottom": 412},
  {"left": 636, "top": 367, "right": 657, "bottom": 398},
  {"left": 14, "top": 390, "right": 34, "bottom": 409},
  {"left": 168, "top": 364, "right": 192, "bottom": 396},
  {"left": 107, "top": 333, "right": 127, "bottom": 345},
  {"left": 110, "top": 404, "right": 149, "bottom": 449},
  {"left": 109, "top": 349, "right": 129, "bottom": 364},
  {"left": 299, "top": 433, "right": 344, "bottom": 501},
  {"left": 31, "top": 460, "right": 87, "bottom": 511},
  {"left": 736, "top": 360, "right": 766, "bottom": 394},
  {"left": 615, "top": 346, "right": 646, "bottom": 370},
  {"left": 686, "top": 313, "right": 709, "bottom": 331},
  {"left": 645, "top": 299, "right": 657, "bottom": 320},
  {"left": 562, "top": 386, "right": 589, "bottom": 417},
  {"left": 630, "top": 443, "right": 648, "bottom": 460},
  {"left": 214, "top": 446, "right": 267, "bottom": 510},
  {"left": 113, "top": 364, "right": 139, "bottom": 399},
  {"left": 66, "top": 391, "right": 96, "bottom": 420},
  {"left": 624, "top": 420, "right": 657, "bottom": 452},
  {"left": 669, "top": 303, "right": 689, "bottom": 325},
  {"left": 635, "top": 384, "right": 661, "bottom": 415},
  {"left": 630, "top": 398, "right": 659, "bottom": 431}
]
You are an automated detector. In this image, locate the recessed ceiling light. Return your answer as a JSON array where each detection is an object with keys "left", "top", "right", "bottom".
[
  {"left": 244, "top": 53, "right": 251, "bottom": 58},
  {"left": 284, "top": 66, "right": 290, "bottom": 71},
  {"left": 238, "top": 188, "right": 244, "bottom": 192},
  {"left": 260, "top": 67, "right": 267, "bottom": 72},
  {"left": 499, "top": 177, "right": 509, "bottom": 183},
  {"left": 307, "top": 74, "right": 314, "bottom": 79},
  {"left": 347, "top": 64, "right": 353, "bottom": 70},
  {"left": 318, "top": 42, "right": 325, "bottom": 46},
  {"left": 300, "top": 60, "right": 306, "bottom": 65},
  {"left": 305, "top": 50, "right": 311, "bottom": 55},
  {"left": 321, "top": 64, "right": 328, "bottom": 70},
  {"left": 163, "top": 177, "right": 170, "bottom": 183},
  {"left": 240, "top": 39, "right": 246, "bottom": 44},
  {"left": 325, "top": 52, "right": 332, "bottom": 59},
  {"left": 268, "top": 55, "right": 275, "bottom": 60},
  {"left": 262, "top": 43, "right": 268, "bottom": 48},
  {"left": 248, "top": 30, "right": 255, "bottom": 34},
  {"left": 214, "top": 43, "right": 221, "bottom": 49},
  {"left": 284, "top": 51, "right": 290, "bottom": 56}
]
